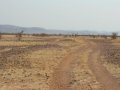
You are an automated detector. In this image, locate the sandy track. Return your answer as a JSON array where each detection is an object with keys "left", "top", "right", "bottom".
[
  {"left": 88, "top": 42, "right": 120, "bottom": 90},
  {"left": 50, "top": 51, "right": 76, "bottom": 90},
  {"left": 50, "top": 40, "right": 120, "bottom": 90}
]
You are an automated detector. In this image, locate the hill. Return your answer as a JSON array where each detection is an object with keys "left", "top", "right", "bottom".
[{"left": 0, "top": 25, "right": 116, "bottom": 35}]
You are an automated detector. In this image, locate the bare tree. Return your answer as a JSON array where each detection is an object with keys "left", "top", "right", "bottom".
[
  {"left": 0, "top": 32, "right": 2, "bottom": 40},
  {"left": 111, "top": 32, "right": 118, "bottom": 39},
  {"left": 16, "top": 30, "right": 24, "bottom": 41}
]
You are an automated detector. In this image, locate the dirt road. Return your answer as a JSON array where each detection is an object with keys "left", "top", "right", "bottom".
[
  {"left": 88, "top": 41, "right": 120, "bottom": 90},
  {"left": 50, "top": 47, "right": 81, "bottom": 90},
  {"left": 50, "top": 40, "right": 120, "bottom": 90}
]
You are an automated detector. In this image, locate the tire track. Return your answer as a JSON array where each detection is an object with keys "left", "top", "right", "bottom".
[
  {"left": 88, "top": 42, "right": 120, "bottom": 90},
  {"left": 50, "top": 46, "right": 82, "bottom": 90}
]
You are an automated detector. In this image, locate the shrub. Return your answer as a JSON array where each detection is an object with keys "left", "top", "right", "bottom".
[
  {"left": 16, "top": 30, "right": 24, "bottom": 41},
  {"left": 111, "top": 32, "right": 118, "bottom": 39}
]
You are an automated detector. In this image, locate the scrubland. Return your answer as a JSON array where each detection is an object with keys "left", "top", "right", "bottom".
[{"left": 0, "top": 35, "right": 119, "bottom": 90}]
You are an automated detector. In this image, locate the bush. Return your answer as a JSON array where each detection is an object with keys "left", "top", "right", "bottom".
[
  {"left": 16, "top": 30, "right": 24, "bottom": 41},
  {"left": 111, "top": 32, "right": 118, "bottom": 39}
]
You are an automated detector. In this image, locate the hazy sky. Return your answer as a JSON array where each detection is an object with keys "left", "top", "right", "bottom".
[{"left": 0, "top": 0, "right": 120, "bottom": 31}]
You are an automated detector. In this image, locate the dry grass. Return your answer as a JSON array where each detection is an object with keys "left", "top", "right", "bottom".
[
  {"left": 0, "top": 36, "right": 119, "bottom": 90},
  {"left": 0, "top": 47, "right": 67, "bottom": 90},
  {"left": 70, "top": 44, "right": 103, "bottom": 90},
  {"left": 0, "top": 36, "right": 69, "bottom": 90},
  {"left": 101, "top": 41, "right": 120, "bottom": 84},
  {"left": 0, "top": 41, "right": 48, "bottom": 46}
]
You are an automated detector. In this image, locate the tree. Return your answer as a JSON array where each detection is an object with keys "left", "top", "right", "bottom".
[
  {"left": 40, "top": 33, "right": 48, "bottom": 37},
  {"left": 91, "top": 35, "right": 96, "bottom": 38},
  {"left": 0, "top": 32, "right": 2, "bottom": 40},
  {"left": 16, "top": 30, "right": 24, "bottom": 41},
  {"left": 111, "top": 32, "right": 118, "bottom": 39},
  {"left": 103, "top": 35, "right": 108, "bottom": 39}
]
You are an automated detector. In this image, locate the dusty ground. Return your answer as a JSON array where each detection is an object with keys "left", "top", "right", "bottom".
[{"left": 0, "top": 35, "right": 120, "bottom": 90}]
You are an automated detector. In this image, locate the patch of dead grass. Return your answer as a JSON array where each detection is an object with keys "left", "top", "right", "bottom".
[
  {"left": 70, "top": 45, "right": 103, "bottom": 90},
  {"left": 0, "top": 46, "right": 67, "bottom": 90},
  {"left": 0, "top": 41, "right": 48, "bottom": 46}
]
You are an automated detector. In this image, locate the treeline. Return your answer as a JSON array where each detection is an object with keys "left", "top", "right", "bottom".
[
  {"left": 32, "top": 33, "right": 80, "bottom": 37},
  {"left": 32, "top": 33, "right": 119, "bottom": 39},
  {"left": 0, "top": 31, "right": 119, "bottom": 41},
  {"left": 87, "top": 32, "right": 118, "bottom": 39}
]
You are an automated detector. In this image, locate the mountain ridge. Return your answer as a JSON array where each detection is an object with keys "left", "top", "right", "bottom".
[{"left": 0, "top": 25, "right": 118, "bottom": 35}]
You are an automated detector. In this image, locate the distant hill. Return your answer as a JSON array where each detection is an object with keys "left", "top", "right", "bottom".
[
  {"left": 0, "top": 25, "right": 117, "bottom": 35},
  {"left": 0, "top": 25, "right": 46, "bottom": 34}
]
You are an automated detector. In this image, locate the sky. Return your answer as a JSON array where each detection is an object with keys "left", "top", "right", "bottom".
[{"left": 0, "top": 0, "right": 120, "bottom": 31}]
